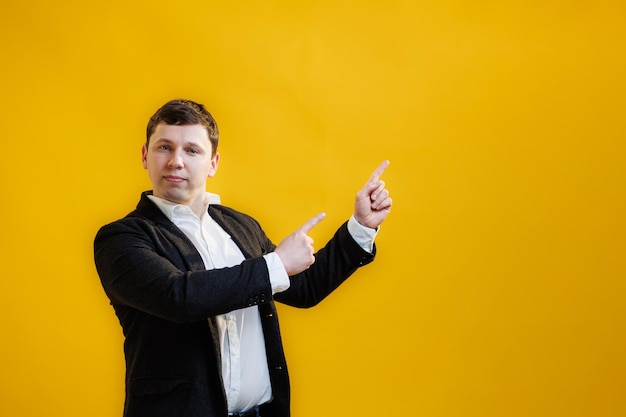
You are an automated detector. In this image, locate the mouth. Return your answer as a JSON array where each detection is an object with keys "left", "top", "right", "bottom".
[{"left": 163, "top": 175, "right": 185, "bottom": 183}]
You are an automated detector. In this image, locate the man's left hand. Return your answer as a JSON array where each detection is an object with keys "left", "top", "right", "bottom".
[{"left": 354, "top": 160, "right": 393, "bottom": 229}]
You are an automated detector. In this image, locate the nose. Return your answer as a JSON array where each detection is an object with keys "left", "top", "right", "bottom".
[{"left": 167, "top": 150, "right": 184, "bottom": 169}]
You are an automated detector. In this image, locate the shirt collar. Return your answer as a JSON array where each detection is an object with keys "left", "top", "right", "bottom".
[{"left": 147, "top": 192, "right": 221, "bottom": 221}]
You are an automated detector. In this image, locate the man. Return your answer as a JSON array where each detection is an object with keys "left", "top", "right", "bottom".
[{"left": 94, "top": 99, "right": 392, "bottom": 417}]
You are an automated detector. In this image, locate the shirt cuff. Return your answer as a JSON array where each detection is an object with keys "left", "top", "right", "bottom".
[
  {"left": 263, "top": 252, "right": 290, "bottom": 294},
  {"left": 347, "top": 215, "right": 378, "bottom": 253}
]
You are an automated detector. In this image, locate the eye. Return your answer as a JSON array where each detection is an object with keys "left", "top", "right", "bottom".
[
  {"left": 187, "top": 148, "right": 200, "bottom": 154},
  {"left": 158, "top": 144, "right": 170, "bottom": 151}
]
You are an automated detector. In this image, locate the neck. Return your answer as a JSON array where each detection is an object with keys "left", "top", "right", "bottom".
[{"left": 189, "top": 194, "right": 209, "bottom": 218}]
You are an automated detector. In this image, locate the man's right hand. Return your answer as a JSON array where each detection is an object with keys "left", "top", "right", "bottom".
[{"left": 274, "top": 213, "right": 326, "bottom": 276}]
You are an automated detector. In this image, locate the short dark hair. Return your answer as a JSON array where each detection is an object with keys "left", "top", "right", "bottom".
[{"left": 146, "top": 99, "right": 219, "bottom": 156}]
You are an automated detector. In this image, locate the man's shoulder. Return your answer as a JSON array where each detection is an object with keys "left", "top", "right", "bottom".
[
  {"left": 95, "top": 193, "right": 165, "bottom": 238},
  {"left": 95, "top": 210, "right": 156, "bottom": 241}
]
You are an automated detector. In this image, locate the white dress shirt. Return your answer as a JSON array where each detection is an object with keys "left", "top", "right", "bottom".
[{"left": 148, "top": 193, "right": 376, "bottom": 413}]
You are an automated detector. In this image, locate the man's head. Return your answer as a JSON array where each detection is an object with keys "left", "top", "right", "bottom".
[
  {"left": 146, "top": 99, "right": 219, "bottom": 157},
  {"left": 142, "top": 99, "right": 221, "bottom": 214}
]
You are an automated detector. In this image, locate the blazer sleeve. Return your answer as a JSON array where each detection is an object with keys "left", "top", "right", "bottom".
[
  {"left": 274, "top": 221, "right": 376, "bottom": 308},
  {"left": 94, "top": 217, "right": 274, "bottom": 323}
]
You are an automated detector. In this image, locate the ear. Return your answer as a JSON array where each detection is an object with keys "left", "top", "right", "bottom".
[
  {"left": 207, "top": 153, "right": 220, "bottom": 178},
  {"left": 141, "top": 144, "right": 148, "bottom": 169}
]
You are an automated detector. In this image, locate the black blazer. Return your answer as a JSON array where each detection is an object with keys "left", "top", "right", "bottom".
[{"left": 94, "top": 192, "right": 375, "bottom": 417}]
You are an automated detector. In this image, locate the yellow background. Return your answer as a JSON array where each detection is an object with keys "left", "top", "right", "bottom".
[{"left": 1, "top": 1, "right": 625, "bottom": 416}]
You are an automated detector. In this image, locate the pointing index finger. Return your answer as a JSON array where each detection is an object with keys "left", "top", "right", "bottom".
[
  {"left": 367, "top": 160, "right": 390, "bottom": 184},
  {"left": 298, "top": 212, "right": 326, "bottom": 234}
]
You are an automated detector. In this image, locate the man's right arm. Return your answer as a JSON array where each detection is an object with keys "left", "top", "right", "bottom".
[{"left": 94, "top": 219, "right": 273, "bottom": 323}]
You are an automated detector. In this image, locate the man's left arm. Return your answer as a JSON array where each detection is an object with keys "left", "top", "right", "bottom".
[{"left": 274, "top": 161, "right": 392, "bottom": 307}]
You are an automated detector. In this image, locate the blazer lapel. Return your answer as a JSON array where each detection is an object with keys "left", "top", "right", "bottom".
[
  {"left": 208, "top": 205, "right": 259, "bottom": 259},
  {"left": 135, "top": 191, "right": 207, "bottom": 271}
]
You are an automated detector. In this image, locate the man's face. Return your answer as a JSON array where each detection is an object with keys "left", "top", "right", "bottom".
[{"left": 142, "top": 123, "right": 219, "bottom": 211}]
